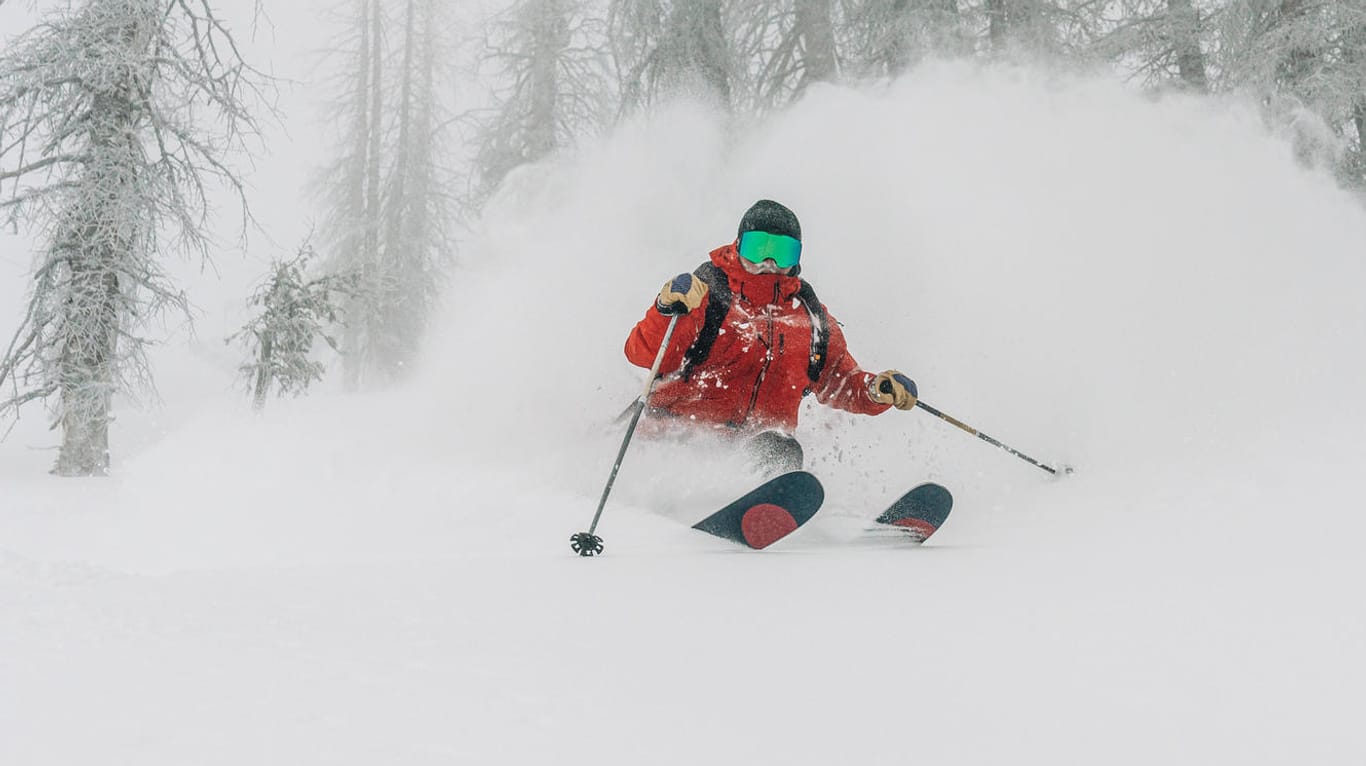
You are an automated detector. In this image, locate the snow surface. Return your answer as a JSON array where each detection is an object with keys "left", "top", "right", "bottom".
[{"left": 5, "top": 55, "right": 1366, "bottom": 764}]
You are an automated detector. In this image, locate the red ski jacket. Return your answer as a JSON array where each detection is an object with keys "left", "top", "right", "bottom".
[{"left": 625, "top": 244, "right": 891, "bottom": 433}]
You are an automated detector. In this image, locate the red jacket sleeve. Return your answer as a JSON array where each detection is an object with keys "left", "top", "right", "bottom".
[
  {"left": 809, "top": 308, "right": 892, "bottom": 416},
  {"left": 624, "top": 296, "right": 707, "bottom": 373}
]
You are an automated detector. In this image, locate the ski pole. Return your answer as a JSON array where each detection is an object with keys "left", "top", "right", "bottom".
[
  {"left": 914, "top": 398, "right": 1071, "bottom": 476},
  {"left": 571, "top": 314, "right": 681, "bottom": 556},
  {"left": 878, "top": 378, "right": 1070, "bottom": 475}
]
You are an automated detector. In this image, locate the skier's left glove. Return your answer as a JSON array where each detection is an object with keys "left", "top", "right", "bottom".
[{"left": 870, "top": 370, "right": 918, "bottom": 410}]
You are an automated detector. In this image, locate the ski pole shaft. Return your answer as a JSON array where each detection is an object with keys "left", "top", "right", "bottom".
[
  {"left": 914, "top": 399, "right": 1065, "bottom": 476},
  {"left": 585, "top": 314, "right": 681, "bottom": 536}
]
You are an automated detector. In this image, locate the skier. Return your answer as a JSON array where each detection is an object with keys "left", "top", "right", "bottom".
[{"left": 625, "top": 199, "right": 919, "bottom": 475}]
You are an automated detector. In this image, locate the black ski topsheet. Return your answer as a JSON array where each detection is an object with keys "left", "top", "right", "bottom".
[
  {"left": 874, "top": 482, "right": 953, "bottom": 543},
  {"left": 692, "top": 471, "right": 824, "bottom": 549}
]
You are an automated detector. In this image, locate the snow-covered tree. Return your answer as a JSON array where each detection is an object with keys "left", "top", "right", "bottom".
[
  {"left": 1212, "top": 0, "right": 1366, "bottom": 178},
  {"left": 1088, "top": 0, "right": 1210, "bottom": 90},
  {"left": 230, "top": 239, "right": 359, "bottom": 411},
  {"left": 0, "top": 0, "right": 264, "bottom": 475},
  {"left": 840, "top": 0, "right": 970, "bottom": 77},
  {"left": 315, "top": 0, "right": 457, "bottom": 389},
  {"left": 983, "top": 0, "right": 1066, "bottom": 56},
  {"left": 735, "top": 0, "right": 842, "bottom": 108},
  {"left": 473, "top": 0, "right": 611, "bottom": 200},
  {"left": 610, "top": 0, "right": 735, "bottom": 111}
]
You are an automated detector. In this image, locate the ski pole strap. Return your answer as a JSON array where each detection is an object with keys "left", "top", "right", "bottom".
[{"left": 914, "top": 400, "right": 1061, "bottom": 476}]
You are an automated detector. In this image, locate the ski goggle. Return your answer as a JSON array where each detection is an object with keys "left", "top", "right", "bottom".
[{"left": 738, "top": 230, "right": 802, "bottom": 269}]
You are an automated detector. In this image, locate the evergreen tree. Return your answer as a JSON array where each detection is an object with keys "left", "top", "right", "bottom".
[{"left": 231, "top": 240, "right": 360, "bottom": 411}]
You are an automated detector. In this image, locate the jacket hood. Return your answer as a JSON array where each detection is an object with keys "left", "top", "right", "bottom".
[{"left": 711, "top": 243, "right": 803, "bottom": 306}]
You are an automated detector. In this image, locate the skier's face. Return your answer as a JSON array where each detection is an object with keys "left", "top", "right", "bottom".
[{"left": 739, "top": 257, "right": 791, "bottom": 275}]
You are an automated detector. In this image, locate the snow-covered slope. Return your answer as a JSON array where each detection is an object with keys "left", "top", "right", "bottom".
[{"left": 4, "top": 62, "right": 1366, "bottom": 764}]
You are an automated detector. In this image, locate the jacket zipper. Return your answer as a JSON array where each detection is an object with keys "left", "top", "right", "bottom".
[{"left": 742, "top": 283, "right": 780, "bottom": 424}]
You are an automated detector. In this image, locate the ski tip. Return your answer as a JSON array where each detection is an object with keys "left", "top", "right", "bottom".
[
  {"left": 692, "top": 470, "right": 824, "bottom": 549},
  {"left": 874, "top": 482, "right": 952, "bottom": 539},
  {"left": 740, "top": 503, "right": 800, "bottom": 549}
]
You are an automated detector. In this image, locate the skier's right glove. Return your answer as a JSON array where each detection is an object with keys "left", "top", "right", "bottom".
[{"left": 655, "top": 273, "right": 709, "bottom": 316}]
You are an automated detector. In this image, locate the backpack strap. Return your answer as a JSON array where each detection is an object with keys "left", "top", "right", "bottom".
[
  {"left": 795, "top": 279, "right": 830, "bottom": 390},
  {"left": 680, "top": 261, "right": 730, "bottom": 382}
]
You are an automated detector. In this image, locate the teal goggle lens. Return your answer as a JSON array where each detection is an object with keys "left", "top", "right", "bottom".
[{"left": 738, "top": 231, "right": 802, "bottom": 269}]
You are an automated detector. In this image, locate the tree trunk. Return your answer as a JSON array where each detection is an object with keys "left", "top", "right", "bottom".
[
  {"left": 665, "top": 0, "right": 731, "bottom": 108},
  {"left": 252, "top": 334, "right": 273, "bottom": 412},
  {"left": 53, "top": 254, "right": 119, "bottom": 476},
  {"left": 402, "top": 0, "right": 437, "bottom": 338},
  {"left": 795, "top": 0, "right": 837, "bottom": 91},
  {"left": 987, "top": 0, "right": 1009, "bottom": 52},
  {"left": 526, "top": 0, "right": 564, "bottom": 161},
  {"left": 1345, "top": 22, "right": 1366, "bottom": 185},
  {"left": 881, "top": 0, "right": 913, "bottom": 74},
  {"left": 986, "top": 0, "right": 1048, "bottom": 55},
  {"left": 342, "top": 0, "right": 372, "bottom": 391},
  {"left": 377, "top": 0, "right": 418, "bottom": 377},
  {"left": 694, "top": 0, "right": 730, "bottom": 107},
  {"left": 1168, "top": 0, "right": 1207, "bottom": 91},
  {"left": 360, "top": 0, "right": 385, "bottom": 386},
  {"left": 1276, "top": 0, "right": 1316, "bottom": 93}
]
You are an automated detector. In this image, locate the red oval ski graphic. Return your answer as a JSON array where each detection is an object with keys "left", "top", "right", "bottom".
[
  {"left": 740, "top": 503, "right": 799, "bottom": 549},
  {"left": 890, "top": 517, "right": 938, "bottom": 542}
]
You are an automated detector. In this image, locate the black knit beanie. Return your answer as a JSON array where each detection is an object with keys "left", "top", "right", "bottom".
[{"left": 737, "top": 199, "right": 801, "bottom": 241}]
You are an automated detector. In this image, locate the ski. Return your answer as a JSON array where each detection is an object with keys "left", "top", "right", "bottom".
[
  {"left": 692, "top": 471, "right": 824, "bottom": 549},
  {"left": 872, "top": 482, "right": 953, "bottom": 543}
]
